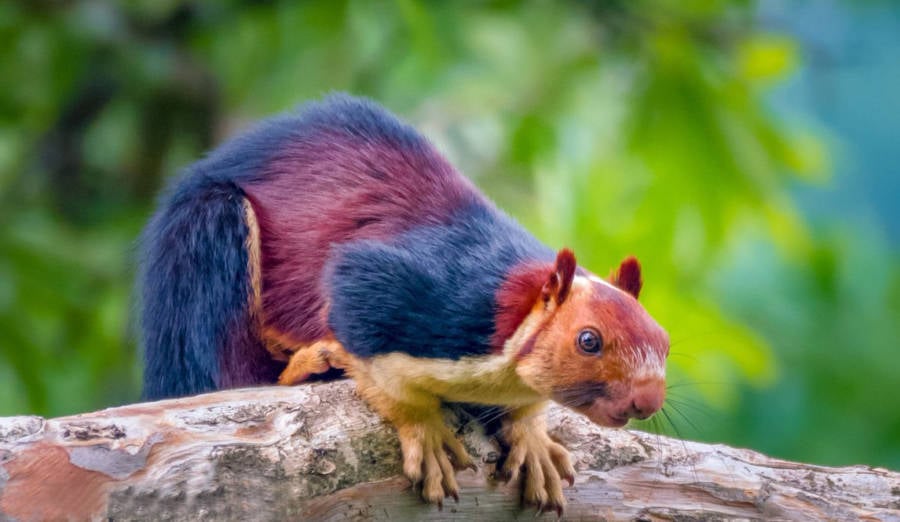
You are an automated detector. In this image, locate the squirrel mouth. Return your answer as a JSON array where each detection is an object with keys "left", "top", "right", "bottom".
[
  {"left": 578, "top": 399, "right": 629, "bottom": 428},
  {"left": 553, "top": 383, "right": 628, "bottom": 427},
  {"left": 552, "top": 382, "right": 609, "bottom": 409},
  {"left": 600, "top": 412, "right": 630, "bottom": 428}
]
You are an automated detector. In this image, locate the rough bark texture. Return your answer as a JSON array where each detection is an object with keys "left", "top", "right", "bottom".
[{"left": 1, "top": 381, "right": 898, "bottom": 521}]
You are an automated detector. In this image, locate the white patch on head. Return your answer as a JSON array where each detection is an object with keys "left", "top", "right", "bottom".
[
  {"left": 577, "top": 274, "right": 634, "bottom": 301},
  {"left": 622, "top": 344, "right": 666, "bottom": 381},
  {"left": 571, "top": 275, "right": 591, "bottom": 293},
  {"left": 585, "top": 273, "right": 618, "bottom": 291}
]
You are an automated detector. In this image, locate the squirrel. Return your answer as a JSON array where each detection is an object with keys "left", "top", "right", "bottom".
[{"left": 139, "top": 93, "right": 669, "bottom": 514}]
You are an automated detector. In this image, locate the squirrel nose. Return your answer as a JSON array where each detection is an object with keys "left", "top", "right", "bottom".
[{"left": 625, "top": 382, "right": 665, "bottom": 420}]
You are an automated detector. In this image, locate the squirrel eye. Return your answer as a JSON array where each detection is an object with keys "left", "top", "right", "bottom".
[{"left": 576, "top": 328, "right": 603, "bottom": 355}]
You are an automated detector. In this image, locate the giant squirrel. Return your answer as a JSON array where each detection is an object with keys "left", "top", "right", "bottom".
[{"left": 140, "top": 94, "right": 669, "bottom": 514}]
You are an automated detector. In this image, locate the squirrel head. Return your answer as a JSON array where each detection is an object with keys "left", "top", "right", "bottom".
[{"left": 497, "top": 249, "right": 669, "bottom": 427}]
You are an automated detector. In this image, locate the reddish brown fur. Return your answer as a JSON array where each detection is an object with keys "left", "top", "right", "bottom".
[
  {"left": 530, "top": 283, "right": 667, "bottom": 391},
  {"left": 609, "top": 256, "right": 643, "bottom": 298},
  {"left": 513, "top": 253, "right": 668, "bottom": 426}
]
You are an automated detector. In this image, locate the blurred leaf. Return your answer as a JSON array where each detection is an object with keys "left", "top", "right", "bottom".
[
  {"left": 784, "top": 129, "right": 830, "bottom": 181},
  {"left": 738, "top": 34, "right": 798, "bottom": 84}
]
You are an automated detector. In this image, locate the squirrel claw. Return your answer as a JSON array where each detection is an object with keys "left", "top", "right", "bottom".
[
  {"left": 547, "top": 505, "right": 564, "bottom": 519},
  {"left": 397, "top": 419, "right": 473, "bottom": 507},
  {"left": 501, "top": 421, "right": 573, "bottom": 515},
  {"left": 534, "top": 502, "right": 564, "bottom": 519}
]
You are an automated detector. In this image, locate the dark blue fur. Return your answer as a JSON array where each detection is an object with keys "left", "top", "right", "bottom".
[
  {"left": 293, "top": 92, "right": 430, "bottom": 151},
  {"left": 327, "top": 202, "right": 554, "bottom": 360},
  {"left": 140, "top": 175, "right": 284, "bottom": 400},
  {"left": 138, "top": 113, "right": 303, "bottom": 400}
]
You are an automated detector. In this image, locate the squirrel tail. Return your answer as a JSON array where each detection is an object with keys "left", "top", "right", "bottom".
[{"left": 138, "top": 174, "right": 282, "bottom": 401}]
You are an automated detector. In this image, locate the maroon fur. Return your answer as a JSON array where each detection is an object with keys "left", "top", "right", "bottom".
[
  {"left": 610, "top": 256, "right": 642, "bottom": 299},
  {"left": 241, "top": 131, "right": 486, "bottom": 347},
  {"left": 491, "top": 261, "right": 552, "bottom": 352},
  {"left": 218, "top": 318, "right": 285, "bottom": 388},
  {"left": 491, "top": 249, "right": 578, "bottom": 353},
  {"left": 542, "top": 248, "right": 577, "bottom": 304}
]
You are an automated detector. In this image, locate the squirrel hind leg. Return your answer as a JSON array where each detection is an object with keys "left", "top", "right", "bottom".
[{"left": 278, "top": 339, "right": 350, "bottom": 385}]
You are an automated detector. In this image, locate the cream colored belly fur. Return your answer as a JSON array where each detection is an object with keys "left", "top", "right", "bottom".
[{"left": 363, "top": 351, "right": 543, "bottom": 408}]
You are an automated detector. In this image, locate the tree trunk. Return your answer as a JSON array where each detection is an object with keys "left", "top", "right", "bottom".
[{"left": 0, "top": 381, "right": 897, "bottom": 521}]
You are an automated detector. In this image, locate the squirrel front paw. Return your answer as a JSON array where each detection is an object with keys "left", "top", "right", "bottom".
[
  {"left": 498, "top": 416, "right": 575, "bottom": 516},
  {"left": 396, "top": 420, "right": 476, "bottom": 508}
]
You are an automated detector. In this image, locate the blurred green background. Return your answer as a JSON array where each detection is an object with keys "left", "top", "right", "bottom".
[{"left": 1, "top": 1, "right": 897, "bottom": 470}]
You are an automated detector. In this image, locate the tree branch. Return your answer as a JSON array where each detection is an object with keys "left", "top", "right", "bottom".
[{"left": 1, "top": 381, "right": 897, "bottom": 520}]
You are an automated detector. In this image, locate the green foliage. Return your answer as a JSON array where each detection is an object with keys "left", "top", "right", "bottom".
[{"left": 0, "top": 1, "right": 896, "bottom": 469}]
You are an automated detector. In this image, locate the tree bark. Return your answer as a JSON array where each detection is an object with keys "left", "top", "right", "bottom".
[{"left": 0, "top": 381, "right": 897, "bottom": 521}]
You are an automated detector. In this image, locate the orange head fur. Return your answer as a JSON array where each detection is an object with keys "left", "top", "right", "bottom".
[{"left": 499, "top": 249, "right": 669, "bottom": 427}]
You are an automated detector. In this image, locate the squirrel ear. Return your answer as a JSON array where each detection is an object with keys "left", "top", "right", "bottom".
[
  {"left": 609, "top": 256, "right": 642, "bottom": 299},
  {"left": 542, "top": 248, "right": 577, "bottom": 305}
]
